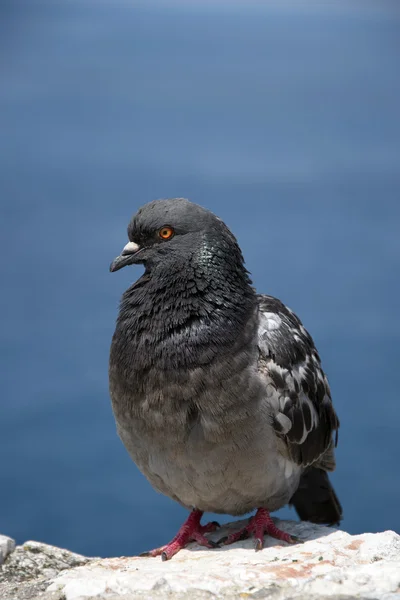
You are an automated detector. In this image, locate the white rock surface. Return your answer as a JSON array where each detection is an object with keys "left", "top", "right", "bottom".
[
  {"left": 46, "top": 518, "right": 400, "bottom": 600},
  {"left": 1, "top": 519, "right": 400, "bottom": 599},
  {"left": 0, "top": 536, "right": 15, "bottom": 566}
]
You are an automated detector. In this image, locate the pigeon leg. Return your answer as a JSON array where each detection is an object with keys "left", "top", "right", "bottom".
[
  {"left": 218, "top": 508, "right": 299, "bottom": 550},
  {"left": 140, "top": 510, "right": 220, "bottom": 561}
]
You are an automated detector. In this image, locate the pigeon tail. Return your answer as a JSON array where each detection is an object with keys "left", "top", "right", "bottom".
[{"left": 290, "top": 467, "right": 342, "bottom": 526}]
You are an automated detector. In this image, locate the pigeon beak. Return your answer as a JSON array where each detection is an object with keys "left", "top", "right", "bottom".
[{"left": 110, "top": 241, "right": 142, "bottom": 272}]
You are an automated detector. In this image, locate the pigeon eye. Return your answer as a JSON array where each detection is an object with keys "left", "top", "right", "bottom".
[{"left": 159, "top": 226, "right": 174, "bottom": 240}]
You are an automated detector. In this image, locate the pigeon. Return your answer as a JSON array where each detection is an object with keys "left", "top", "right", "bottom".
[{"left": 109, "top": 198, "right": 342, "bottom": 561}]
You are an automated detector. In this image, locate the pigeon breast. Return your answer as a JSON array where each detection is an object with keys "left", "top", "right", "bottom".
[{"left": 109, "top": 199, "right": 338, "bottom": 516}]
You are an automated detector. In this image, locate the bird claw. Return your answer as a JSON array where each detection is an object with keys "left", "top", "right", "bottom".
[
  {"left": 216, "top": 509, "right": 304, "bottom": 550},
  {"left": 287, "top": 535, "right": 304, "bottom": 544},
  {"left": 159, "top": 537, "right": 219, "bottom": 561},
  {"left": 139, "top": 512, "right": 302, "bottom": 560},
  {"left": 139, "top": 545, "right": 168, "bottom": 558},
  {"left": 254, "top": 537, "right": 263, "bottom": 551},
  {"left": 200, "top": 521, "right": 220, "bottom": 534},
  {"left": 139, "top": 511, "right": 221, "bottom": 560},
  {"left": 216, "top": 535, "right": 228, "bottom": 545}
]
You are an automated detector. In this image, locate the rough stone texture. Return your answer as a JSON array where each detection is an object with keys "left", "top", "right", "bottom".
[
  {"left": 0, "top": 537, "right": 15, "bottom": 567},
  {"left": 0, "top": 539, "right": 93, "bottom": 600},
  {"left": 1, "top": 519, "right": 400, "bottom": 600}
]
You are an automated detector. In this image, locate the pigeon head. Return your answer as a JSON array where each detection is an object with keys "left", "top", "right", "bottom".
[{"left": 110, "top": 198, "right": 244, "bottom": 274}]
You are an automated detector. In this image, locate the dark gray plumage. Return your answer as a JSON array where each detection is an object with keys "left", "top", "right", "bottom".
[{"left": 109, "top": 198, "right": 341, "bottom": 559}]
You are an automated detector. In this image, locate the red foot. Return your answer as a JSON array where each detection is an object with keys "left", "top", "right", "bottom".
[
  {"left": 218, "top": 508, "right": 300, "bottom": 550},
  {"left": 140, "top": 510, "right": 220, "bottom": 561}
]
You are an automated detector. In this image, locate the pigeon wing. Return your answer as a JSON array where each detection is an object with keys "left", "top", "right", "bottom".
[{"left": 257, "top": 294, "right": 339, "bottom": 468}]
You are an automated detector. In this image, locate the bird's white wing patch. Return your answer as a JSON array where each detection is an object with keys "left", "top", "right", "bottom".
[
  {"left": 259, "top": 311, "right": 282, "bottom": 332},
  {"left": 257, "top": 294, "right": 339, "bottom": 468}
]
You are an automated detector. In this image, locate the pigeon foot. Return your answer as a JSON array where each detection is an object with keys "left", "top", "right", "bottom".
[
  {"left": 218, "top": 508, "right": 299, "bottom": 550},
  {"left": 140, "top": 510, "right": 220, "bottom": 561}
]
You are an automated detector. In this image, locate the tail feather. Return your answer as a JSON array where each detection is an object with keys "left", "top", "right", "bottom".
[{"left": 290, "top": 467, "right": 342, "bottom": 526}]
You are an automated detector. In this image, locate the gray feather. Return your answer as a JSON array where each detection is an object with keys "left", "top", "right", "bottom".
[{"left": 109, "top": 198, "right": 342, "bottom": 523}]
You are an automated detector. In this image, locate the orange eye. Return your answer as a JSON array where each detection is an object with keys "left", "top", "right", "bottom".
[{"left": 159, "top": 226, "right": 174, "bottom": 240}]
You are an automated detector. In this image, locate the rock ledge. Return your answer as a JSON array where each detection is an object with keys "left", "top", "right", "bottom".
[{"left": 1, "top": 519, "right": 400, "bottom": 600}]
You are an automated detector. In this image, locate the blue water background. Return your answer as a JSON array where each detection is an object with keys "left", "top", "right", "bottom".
[{"left": 1, "top": 0, "right": 400, "bottom": 557}]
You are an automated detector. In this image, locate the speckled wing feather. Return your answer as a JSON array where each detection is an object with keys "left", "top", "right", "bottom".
[{"left": 257, "top": 294, "right": 339, "bottom": 469}]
